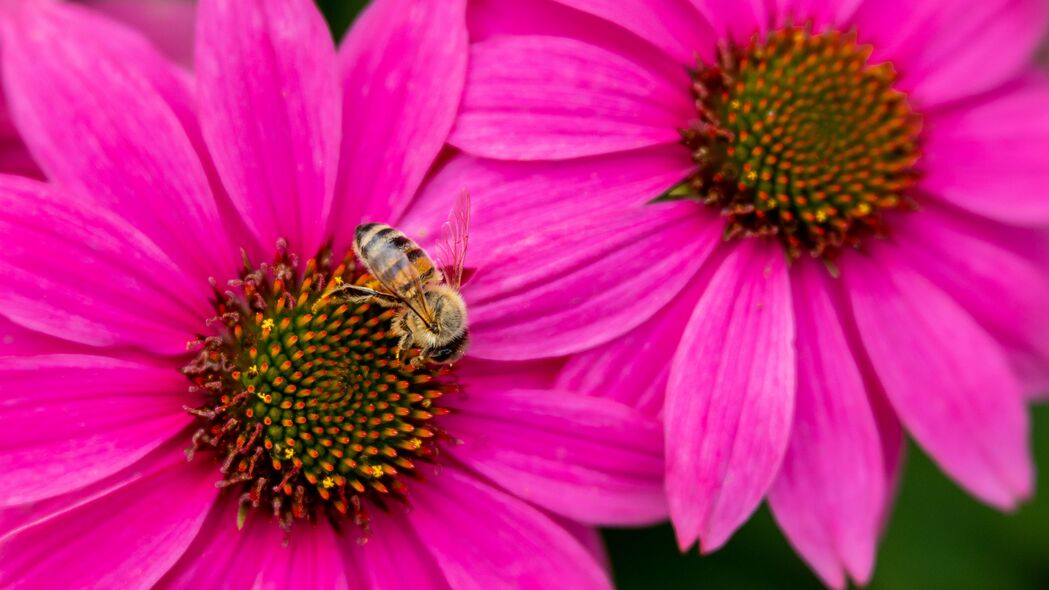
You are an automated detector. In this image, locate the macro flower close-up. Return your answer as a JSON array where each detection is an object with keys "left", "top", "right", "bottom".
[
  {"left": 432, "top": 0, "right": 1049, "bottom": 586},
  {"left": 0, "top": 1, "right": 667, "bottom": 588},
  {"left": 1, "top": 0, "right": 1048, "bottom": 588}
]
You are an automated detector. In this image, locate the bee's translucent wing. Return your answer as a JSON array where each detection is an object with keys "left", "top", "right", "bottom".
[
  {"left": 435, "top": 189, "right": 471, "bottom": 290},
  {"left": 354, "top": 223, "right": 435, "bottom": 325},
  {"left": 370, "top": 256, "right": 436, "bottom": 326}
]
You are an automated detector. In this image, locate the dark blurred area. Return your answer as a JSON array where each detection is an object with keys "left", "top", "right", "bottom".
[
  {"left": 319, "top": 2, "right": 1049, "bottom": 587},
  {"left": 316, "top": 0, "right": 368, "bottom": 40}
]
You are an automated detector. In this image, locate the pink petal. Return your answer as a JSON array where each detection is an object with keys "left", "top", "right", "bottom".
[
  {"left": 895, "top": 205, "right": 1049, "bottom": 395},
  {"left": 400, "top": 145, "right": 696, "bottom": 242},
  {"left": 332, "top": 0, "right": 467, "bottom": 235},
  {"left": 768, "top": 262, "right": 886, "bottom": 589},
  {"left": 1, "top": 2, "right": 238, "bottom": 283},
  {"left": 665, "top": 240, "right": 796, "bottom": 553},
  {"left": 0, "top": 354, "right": 192, "bottom": 506},
  {"left": 921, "top": 75, "right": 1049, "bottom": 225},
  {"left": 851, "top": 0, "right": 1048, "bottom": 107},
  {"left": 0, "top": 89, "right": 38, "bottom": 176},
  {"left": 0, "top": 141, "right": 39, "bottom": 178},
  {"left": 158, "top": 495, "right": 349, "bottom": 589},
  {"left": 550, "top": 0, "right": 715, "bottom": 66},
  {"left": 442, "top": 388, "right": 666, "bottom": 525},
  {"left": 0, "top": 315, "right": 78, "bottom": 357},
  {"left": 688, "top": 0, "right": 770, "bottom": 43},
  {"left": 844, "top": 247, "right": 1032, "bottom": 508},
  {"left": 84, "top": 0, "right": 197, "bottom": 68},
  {"left": 0, "top": 507, "right": 26, "bottom": 541},
  {"left": 0, "top": 177, "right": 210, "bottom": 354},
  {"left": 467, "top": 0, "right": 697, "bottom": 95},
  {"left": 0, "top": 91, "right": 40, "bottom": 178},
  {"left": 1012, "top": 350, "right": 1049, "bottom": 400},
  {"left": 465, "top": 203, "right": 720, "bottom": 360},
  {"left": 556, "top": 517, "right": 612, "bottom": 574},
  {"left": 0, "top": 440, "right": 188, "bottom": 539},
  {"left": 771, "top": 0, "right": 864, "bottom": 28},
  {"left": 556, "top": 277, "right": 709, "bottom": 416},
  {"left": 450, "top": 34, "right": 692, "bottom": 160},
  {"left": 347, "top": 507, "right": 451, "bottom": 590},
  {"left": 407, "top": 465, "right": 612, "bottom": 590},
  {"left": 455, "top": 358, "right": 563, "bottom": 394},
  {"left": 869, "top": 383, "right": 905, "bottom": 532},
  {"left": 0, "top": 449, "right": 217, "bottom": 589},
  {"left": 196, "top": 0, "right": 340, "bottom": 257}
]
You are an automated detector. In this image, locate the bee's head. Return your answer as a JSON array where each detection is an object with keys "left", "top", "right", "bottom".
[{"left": 423, "top": 329, "right": 469, "bottom": 364}]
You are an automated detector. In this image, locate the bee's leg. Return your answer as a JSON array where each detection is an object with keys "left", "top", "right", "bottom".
[
  {"left": 390, "top": 309, "right": 414, "bottom": 361},
  {"left": 320, "top": 284, "right": 400, "bottom": 309}
]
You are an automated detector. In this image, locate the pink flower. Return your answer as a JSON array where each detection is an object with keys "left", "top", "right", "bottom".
[
  {"left": 434, "top": 0, "right": 1049, "bottom": 586},
  {"left": 0, "top": 0, "right": 196, "bottom": 177},
  {"left": 0, "top": 1, "right": 665, "bottom": 588}
]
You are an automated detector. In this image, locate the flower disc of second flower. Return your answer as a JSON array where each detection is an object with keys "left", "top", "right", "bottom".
[{"left": 677, "top": 25, "right": 922, "bottom": 262}]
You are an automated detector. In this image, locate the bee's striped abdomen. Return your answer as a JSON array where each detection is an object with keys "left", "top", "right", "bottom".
[{"left": 353, "top": 223, "right": 437, "bottom": 301}]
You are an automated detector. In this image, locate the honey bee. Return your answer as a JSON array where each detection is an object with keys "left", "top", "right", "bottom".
[{"left": 323, "top": 191, "right": 471, "bottom": 366}]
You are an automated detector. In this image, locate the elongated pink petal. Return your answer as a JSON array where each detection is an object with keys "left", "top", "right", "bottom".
[
  {"left": 407, "top": 465, "right": 611, "bottom": 590},
  {"left": 0, "top": 439, "right": 190, "bottom": 540},
  {"left": 1012, "top": 351, "right": 1049, "bottom": 400},
  {"left": 0, "top": 354, "right": 192, "bottom": 506},
  {"left": 0, "top": 92, "right": 39, "bottom": 178},
  {"left": 838, "top": 312, "right": 907, "bottom": 532},
  {"left": 0, "top": 177, "right": 210, "bottom": 354},
  {"left": 550, "top": 0, "right": 714, "bottom": 65},
  {"left": 401, "top": 146, "right": 696, "bottom": 242},
  {"left": 869, "top": 383, "right": 905, "bottom": 532},
  {"left": 771, "top": 0, "right": 864, "bottom": 28},
  {"left": 556, "top": 278, "right": 708, "bottom": 416},
  {"left": 845, "top": 247, "right": 1032, "bottom": 508},
  {"left": 768, "top": 262, "right": 885, "bottom": 589},
  {"left": 454, "top": 360, "right": 562, "bottom": 399},
  {"left": 895, "top": 206, "right": 1049, "bottom": 395},
  {"left": 85, "top": 0, "right": 197, "bottom": 68},
  {"left": 157, "top": 495, "right": 349, "bottom": 589},
  {"left": 666, "top": 240, "right": 795, "bottom": 553},
  {"left": 0, "top": 450, "right": 217, "bottom": 589},
  {"left": 197, "top": 0, "right": 340, "bottom": 257},
  {"left": 451, "top": 35, "right": 692, "bottom": 160},
  {"left": 332, "top": 0, "right": 467, "bottom": 234},
  {"left": 0, "top": 143, "right": 38, "bottom": 178},
  {"left": 467, "top": 0, "right": 691, "bottom": 85},
  {"left": 0, "top": 315, "right": 79, "bottom": 357},
  {"left": 688, "top": 0, "right": 770, "bottom": 43},
  {"left": 443, "top": 388, "right": 666, "bottom": 525},
  {"left": 0, "top": 508, "right": 25, "bottom": 541},
  {"left": 466, "top": 203, "right": 720, "bottom": 360},
  {"left": 1, "top": 2, "right": 238, "bottom": 282},
  {"left": 922, "top": 75, "right": 1049, "bottom": 225},
  {"left": 851, "top": 0, "right": 1048, "bottom": 107},
  {"left": 347, "top": 507, "right": 451, "bottom": 590},
  {"left": 556, "top": 517, "right": 611, "bottom": 574}
]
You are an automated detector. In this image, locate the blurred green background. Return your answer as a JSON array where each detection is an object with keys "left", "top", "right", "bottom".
[
  {"left": 318, "top": 2, "right": 1049, "bottom": 588},
  {"left": 316, "top": 0, "right": 368, "bottom": 40}
]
